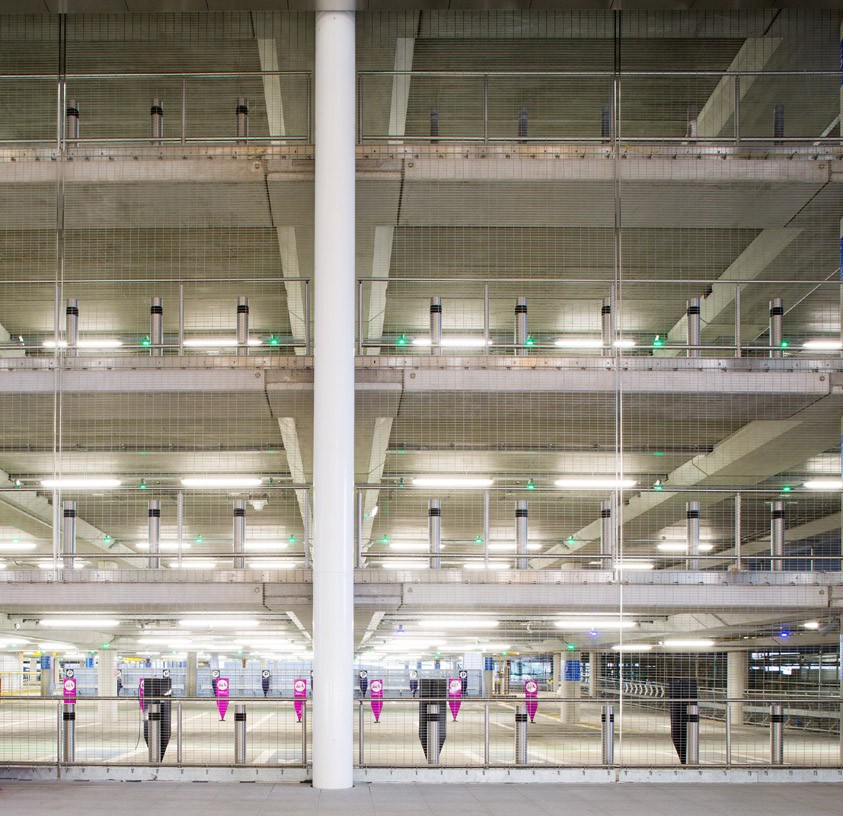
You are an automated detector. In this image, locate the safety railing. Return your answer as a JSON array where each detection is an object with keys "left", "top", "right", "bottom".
[
  {"left": 0, "top": 278, "right": 311, "bottom": 358},
  {"left": 0, "top": 72, "right": 311, "bottom": 148},
  {"left": 356, "top": 276, "right": 843, "bottom": 359},
  {"left": 0, "top": 694, "right": 838, "bottom": 770},
  {"left": 358, "top": 70, "right": 842, "bottom": 148}
]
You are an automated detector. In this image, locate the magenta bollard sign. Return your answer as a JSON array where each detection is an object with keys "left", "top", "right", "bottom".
[
  {"left": 448, "top": 677, "right": 463, "bottom": 721},
  {"left": 138, "top": 678, "right": 145, "bottom": 711},
  {"left": 63, "top": 670, "right": 77, "bottom": 704},
  {"left": 293, "top": 678, "right": 307, "bottom": 722},
  {"left": 370, "top": 678, "right": 384, "bottom": 722},
  {"left": 215, "top": 677, "right": 230, "bottom": 720},
  {"left": 525, "top": 679, "right": 538, "bottom": 722}
]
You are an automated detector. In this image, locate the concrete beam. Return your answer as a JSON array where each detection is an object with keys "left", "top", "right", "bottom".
[
  {"left": 360, "top": 417, "right": 394, "bottom": 546},
  {"left": 277, "top": 417, "right": 310, "bottom": 539}
]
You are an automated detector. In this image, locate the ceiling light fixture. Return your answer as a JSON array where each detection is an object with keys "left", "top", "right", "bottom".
[
  {"left": 181, "top": 477, "right": 263, "bottom": 488},
  {"left": 661, "top": 639, "right": 716, "bottom": 649},
  {"left": 411, "top": 477, "right": 494, "bottom": 488},
  {"left": 611, "top": 644, "right": 653, "bottom": 652},
  {"left": 802, "top": 480, "right": 843, "bottom": 491},
  {"left": 43, "top": 339, "right": 123, "bottom": 349},
  {"left": 41, "top": 478, "right": 121, "bottom": 489},
  {"left": 418, "top": 619, "right": 498, "bottom": 630},
  {"left": 554, "top": 338, "right": 603, "bottom": 349},
  {"left": 411, "top": 337, "right": 491, "bottom": 348},
  {"left": 0, "top": 542, "right": 37, "bottom": 551},
  {"left": 554, "top": 619, "right": 637, "bottom": 630},
  {"left": 656, "top": 542, "right": 715, "bottom": 553},
  {"left": 183, "top": 338, "right": 262, "bottom": 348},
  {"left": 39, "top": 617, "right": 119, "bottom": 628},
  {"left": 802, "top": 340, "right": 842, "bottom": 351},
  {"left": 613, "top": 561, "right": 655, "bottom": 571},
  {"left": 554, "top": 478, "right": 638, "bottom": 489}
]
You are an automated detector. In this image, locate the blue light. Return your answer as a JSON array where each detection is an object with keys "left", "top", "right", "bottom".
[{"left": 779, "top": 629, "right": 790, "bottom": 639}]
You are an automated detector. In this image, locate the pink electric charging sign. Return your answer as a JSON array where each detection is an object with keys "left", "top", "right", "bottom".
[
  {"left": 369, "top": 678, "right": 384, "bottom": 722},
  {"left": 448, "top": 677, "right": 463, "bottom": 721},
  {"left": 525, "top": 679, "right": 538, "bottom": 722},
  {"left": 293, "top": 678, "right": 307, "bottom": 722},
  {"left": 215, "top": 677, "right": 230, "bottom": 720}
]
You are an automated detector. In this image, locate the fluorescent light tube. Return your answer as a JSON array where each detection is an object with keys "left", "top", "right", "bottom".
[
  {"left": 802, "top": 340, "right": 842, "bottom": 351},
  {"left": 388, "top": 541, "right": 429, "bottom": 551},
  {"left": 179, "top": 618, "right": 258, "bottom": 629},
  {"left": 183, "top": 338, "right": 262, "bottom": 348},
  {"left": 169, "top": 559, "right": 216, "bottom": 569},
  {"left": 181, "top": 477, "right": 263, "bottom": 488},
  {"left": 39, "top": 617, "right": 119, "bottom": 628},
  {"left": 381, "top": 559, "right": 428, "bottom": 569},
  {"left": 37, "top": 560, "right": 87, "bottom": 569},
  {"left": 613, "top": 339, "right": 636, "bottom": 348},
  {"left": 487, "top": 543, "right": 542, "bottom": 552},
  {"left": 43, "top": 339, "right": 123, "bottom": 349},
  {"left": 555, "top": 477, "right": 637, "bottom": 489},
  {"left": 657, "top": 542, "right": 714, "bottom": 553},
  {"left": 418, "top": 619, "right": 498, "bottom": 630},
  {"left": 136, "top": 542, "right": 192, "bottom": 551},
  {"left": 554, "top": 619, "right": 637, "bottom": 630},
  {"left": 412, "top": 477, "right": 494, "bottom": 488},
  {"left": 802, "top": 621, "right": 820, "bottom": 630},
  {"left": 554, "top": 338, "right": 603, "bottom": 349},
  {"left": 247, "top": 559, "right": 298, "bottom": 569},
  {"left": 612, "top": 644, "right": 653, "bottom": 652},
  {"left": 0, "top": 542, "right": 37, "bottom": 551},
  {"left": 41, "top": 478, "right": 121, "bottom": 489},
  {"left": 464, "top": 561, "right": 510, "bottom": 570},
  {"left": 661, "top": 639, "right": 715, "bottom": 649},
  {"left": 803, "top": 479, "right": 843, "bottom": 490},
  {"left": 244, "top": 541, "right": 289, "bottom": 551},
  {"left": 613, "top": 561, "right": 654, "bottom": 571},
  {"left": 412, "top": 337, "right": 491, "bottom": 348}
]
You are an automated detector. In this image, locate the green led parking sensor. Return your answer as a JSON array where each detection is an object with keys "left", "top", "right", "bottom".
[
  {"left": 567, "top": 643, "right": 576, "bottom": 651},
  {"left": 526, "top": 478, "right": 536, "bottom": 490},
  {"left": 780, "top": 340, "right": 789, "bottom": 349},
  {"left": 525, "top": 336, "right": 535, "bottom": 347},
  {"left": 138, "top": 478, "right": 147, "bottom": 490},
  {"left": 566, "top": 535, "right": 576, "bottom": 544},
  {"left": 653, "top": 479, "right": 663, "bottom": 492},
  {"left": 653, "top": 451, "right": 665, "bottom": 457},
  {"left": 652, "top": 334, "right": 664, "bottom": 348},
  {"left": 397, "top": 334, "right": 408, "bottom": 346},
  {"left": 781, "top": 485, "right": 792, "bottom": 493},
  {"left": 102, "top": 534, "right": 113, "bottom": 545},
  {"left": 268, "top": 335, "right": 280, "bottom": 347},
  {"left": 475, "top": 536, "right": 484, "bottom": 544},
  {"left": 380, "top": 535, "right": 389, "bottom": 544},
  {"left": 101, "top": 642, "right": 110, "bottom": 649},
  {"left": 13, "top": 478, "right": 22, "bottom": 488},
  {"left": 398, "top": 477, "right": 405, "bottom": 488},
  {"left": 288, "top": 534, "right": 296, "bottom": 544},
  {"left": 194, "top": 534, "right": 203, "bottom": 544},
  {"left": 141, "top": 335, "right": 151, "bottom": 348}
]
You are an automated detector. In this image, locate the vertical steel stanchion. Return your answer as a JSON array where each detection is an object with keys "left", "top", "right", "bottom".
[
  {"left": 686, "top": 702, "right": 700, "bottom": 765},
  {"left": 483, "top": 490, "right": 490, "bottom": 568},
  {"left": 484, "top": 702, "right": 490, "bottom": 766},
  {"left": 234, "top": 703, "right": 247, "bottom": 765},
  {"left": 515, "top": 705, "right": 528, "bottom": 765},
  {"left": 56, "top": 701, "right": 62, "bottom": 775},
  {"left": 515, "top": 499, "right": 528, "bottom": 570},
  {"left": 602, "top": 704, "right": 614, "bottom": 765},
  {"left": 771, "top": 500, "right": 784, "bottom": 572},
  {"left": 236, "top": 97, "right": 249, "bottom": 143},
  {"left": 176, "top": 701, "right": 183, "bottom": 765},
  {"left": 66, "top": 98, "right": 79, "bottom": 144},
  {"left": 429, "top": 498, "right": 441, "bottom": 569},
  {"left": 687, "top": 297, "right": 701, "bottom": 358},
  {"left": 301, "top": 699, "right": 307, "bottom": 766},
  {"left": 734, "top": 283, "right": 741, "bottom": 358},
  {"left": 426, "top": 703, "right": 440, "bottom": 765},
  {"left": 178, "top": 283, "right": 185, "bottom": 355},
  {"left": 769, "top": 297, "right": 783, "bottom": 358},
  {"left": 601, "top": 499, "right": 614, "bottom": 570},
  {"left": 514, "top": 296, "right": 528, "bottom": 356},
  {"left": 770, "top": 703, "right": 784, "bottom": 765},
  {"left": 430, "top": 296, "right": 442, "bottom": 356},
  {"left": 483, "top": 75, "right": 489, "bottom": 145},
  {"left": 357, "top": 279, "right": 363, "bottom": 355},
  {"left": 304, "top": 279, "right": 312, "bottom": 355},
  {"left": 734, "top": 492, "right": 742, "bottom": 571},
  {"left": 303, "top": 489, "right": 311, "bottom": 569},
  {"left": 601, "top": 297, "right": 613, "bottom": 356},
  {"left": 148, "top": 499, "right": 160, "bottom": 569},
  {"left": 150, "top": 297, "right": 163, "bottom": 356},
  {"left": 150, "top": 97, "right": 164, "bottom": 145},
  {"left": 687, "top": 500, "right": 700, "bottom": 571},
  {"left": 62, "top": 700, "right": 76, "bottom": 763},
  {"left": 233, "top": 499, "right": 246, "bottom": 569},
  {"left": 358, "top": 699, "right": 365, "bottom": 766},
  {"left": 65, "top": 298, "right": 78, "bottom": 357},
  {"left": 62, "top": 500, "right": 76, "bottom": 570},
  {"left": 148, "top": 698, "right": 162, "bottom": 765},
  {"left": 483, "top": 282, "right": 490, "bottom": 354},
  {"left": 725, "top": 698, "right": 732, "bottom": 767},
  {"left": 236, "top": 296, "right": 249, "bottom": 357}
]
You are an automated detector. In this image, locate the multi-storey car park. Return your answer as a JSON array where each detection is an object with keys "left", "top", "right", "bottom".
[{"left": 0, "top": 4, "right": 841, "bottom": 807}]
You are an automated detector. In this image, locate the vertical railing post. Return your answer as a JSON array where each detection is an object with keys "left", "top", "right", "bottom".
[
  {"left": 734, "top": 492, "right": 742, "bottom": 571},
  {"left": 602, "top": 704, "right": 614, "bottom": 765},
  {"left": 484, "top": 282, "right": 490, "bottom": 355},
  {"left": 734, "top": 283, "right": 741, "bottom": 357},
  {"left": 483, "top": 702, "right": 490, "bottom": 766},
  {"left": 358, "top": 699, "right": 365, "bottom": 766},
  {"left": 483, "top": 74, "right": 489, "bottom": 145},
  {"left": 724, "top": 698, "right": 732, "bottom": 767},
  {"left": 305, "top": 278, "right": 312, "bottom": 355},
  {"left": 770, "top": 703, "right": 784, "bottom": 765}
]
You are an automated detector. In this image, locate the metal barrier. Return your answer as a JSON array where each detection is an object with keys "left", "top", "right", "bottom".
[{"left": 0, "top": 695, "right": 839, "bottom": 771}]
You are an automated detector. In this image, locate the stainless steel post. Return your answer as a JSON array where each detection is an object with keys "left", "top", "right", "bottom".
[
  {"left": 176, "top": 701, "right": 183, "bottom": 765},
  {"left": 769, "top": 298, "right": 783, "bottom": 358},
  {"left": 303, "top": 489, "right": 311, "bottom": 569},
  {"left": 430, "top": 296, "right": 442, "bottom": 356},
  {"left": 300, "top": 699, "right": 307, "bottom": 766},
  {"left": 514, "top": 297, "right": 528, "bottom": 356},
  {"left": 62, "top": 500, "right": 76, "bottom": 570},
  {"left": 686, "top": 702, "right": 700, "bottom": 765},
  {"left": 147, "top": 699, "right": 162, "bottom": 765},
  {"left": 770, "top": 703, "right": 784, "bottom": 765},
  {"left": 236, "top": 97, "right": 249, "bottom": 143},
  {"left": 734, "top": 492, "right": 743, "bottom": 571},
  {"left": 358, "top": 699, "right": 365, "bottom": 766},
  {"left": 771, "top": 500, "right": 784, "bottom": 572},
  {"left": 65, "top": 298, "right": 78, "bottom": 357},
  {"left": 687, "top": 297, "right": 701, "bottom": 358},
  {"left": 148, "top": 499, "right": 161, "bottom": 569},
  {"left": 483, "top": 703, "right": 490, "bottom": 766},
  {"left": 62, "top": 702, "right": 76, "bottom": 763},
  {"left": 515, "top": 499, "right": 528, "bottom": 569},
  {"left": 150, "top": 97, "right": 164, "bottom": 144},
  {"left": 426, "top": 703, "right": 440, "bottom": 765},
  {"left": 234, "top": 703, "right": 247, "bottom": 764},
  {"left": 601, "top": 499, "right": 614, "bottom": 569},
  {"left": 601, "top": 704, "right": 614, "bottom": 765},
  {"left": 178, "top": 283, "right": 184, "bottom": 355},
  {"left": 233, "top": 499, "right": 246, "bottom": 569},
  {"left": 236, "top": 296, "right": 249, "bottom": 357},
  {"left": 601, "top": 297, "right": 612, "bottom": 356},
  {"left": 65, "top": 98, "right": 79, "bottom": 143},
  {"left": 483, "top": 490, "right": 490, "bottom": 568},
  {"left": 725, "top": 698, "right": 732, "bottom": 767},
  {"left": 429, "top": 498, "right": 441, "bottom": 569},
  {"left": 515, "top": 705, "right": 528, "bottom": 765},
  {"left": 687, "top": 500, "right": 700, "bottom": 571},
  {"left": 150, "top": 297, "right": 163, "bottom": 356}
]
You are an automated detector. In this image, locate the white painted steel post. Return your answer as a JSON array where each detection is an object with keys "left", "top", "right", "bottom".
[
  {"left": 313, "top": 8, "right": 355, "bottom": 791},
  {"left": 687, "top": 297, "right": 701, "bottom": 357},
  {"left": 65, "top": 298, "right": 78, "bottom": 357},
  {"left": 62, "top": 500, "right": 76, "bottom": 569},
  {"left": 769, "top": 298, "right": 783, "bottom": 358},
  {"left": 687, "top": 500, "right": 700, "bottom": 571},
  {"left": 233, "top": 499, "right": 246, "bottom": 569},
  {"left": 429, "top": 499, "right": 441, "bottom": 569},
  {"left": 601, "top": 704, "right": 614, "bottom": 765},
  {"left": 430, "top": 296, "right": 442, "bottom": 355},
  {"left": 515, "top": 499, "right": 528, "bottom": 569},
  {"left": 601, "top": 297, "right": 612, "bottom": 356},
  {"left": 66, "top": 99, "right": 79, "bottom": 142},
  {"left": 236, "top": 296, "right": 249, "bottom": 357},
  {"left": 600, "top": 499, "right": 614, "bottom": 569},
  {"left": 148, "top": 499, "right": 160, "bottom": 569},
  {"left": 770, "top": 703, "right": 784, "bottom": 765},
  {"left": 236, "top": 97, "right": 249, "bottom": 143},
  {"left": 150, "top": 297, "right": 163, "bottom": 356},
  {"left": 150, "top": 97, "right": 164, "bottom": 144},
  {"left": 514, "top": 297, "right": 528, "bottom": 356},
  {"left": 686, "top": 703, "right": 700, "bottom": 765},
  {"left": 771, "top": 500, "right": 784, "bottom": 572}
]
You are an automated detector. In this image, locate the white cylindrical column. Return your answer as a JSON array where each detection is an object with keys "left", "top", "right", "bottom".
[
  {"left": 687, "top": 297, "right": 701, "bottom": 357},
  {"left": 312, "top": 9, "right": 355, "bottom": 791},
  {"left": 430, "top": 296, "right": 442, "bottom": 355},
  {"left": 186, "top": 651, "right": 198, "bottom": 697},
  {"left": 150, "top": 97, "right": 164, "bottom": 144},
  {"left": 150, "top": 297, "right": 164, "bottom": 356},
  {"left": 558, "top": 652, "right": 581, "bottom": 724},
  {"left": 600, "top": 499, "right": 615, "bottom": 568},
  {"left": 97, "top": 648, "right": 118, "bottom": 721},
  {"left": 601, "top": 298, "right": 612, "bottom": 356},
  {"left": 428, "top": 499, "right": 441, "bottom": 569},
  {"left": 514, "top": 297, "right": 528, "bottom": 356},
  {"left": 236, "top": 296, "right": 249, "bottom": 357},
  {"left": 588, "top": 652, "right": 599, "bottom": 697},
  {"left": 727, "top": 650, "right": 747, "bottom": 727},
  {"left": 62, "top": 500, "right": 76, "bottom": 569},
  {"left": 65, "top": 298, "right": 79, "bottom": 358},
  {"left": 236, "top": 97, "right": 249, "bottom": 143},
  {"left": 771, "top": 500, "right": 784, "bottom": 572},
  {"left": 233, "top": 499, "right": 246, "bottom": 569},
  {"left": 148, "top": 499, "right": 160, "bottom": 569},
  {"left": 66, "top": 98, "right": 80, "bottom": 142},
  {"left": 769, "top": 297, "right": 783, "bottom": 358},
  {"left": 687, "top": 500, "right": 700, "bottom": 571},
  {"left": 515, "top": 499, "right": 528, "bottom": 569}
]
